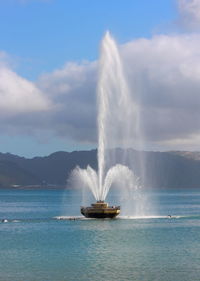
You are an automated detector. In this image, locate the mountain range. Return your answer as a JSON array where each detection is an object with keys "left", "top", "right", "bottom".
[{"left": 0, "top": 149, "right": 200, "bottom": 189}]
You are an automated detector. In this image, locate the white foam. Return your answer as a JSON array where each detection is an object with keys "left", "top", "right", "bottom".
[
  {"left": 55, "top": 216, "right": 88, "bottom": 220},
  {"left": 119, "top": 215, "right": 181, "bottom": 219},
  {"left": 55, "top": 215, "right": 181, "bottom": 221}
]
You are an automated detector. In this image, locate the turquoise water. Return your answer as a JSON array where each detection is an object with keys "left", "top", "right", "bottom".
[{"left": 0, "top": 188, "right": 200, "bottom": 281}]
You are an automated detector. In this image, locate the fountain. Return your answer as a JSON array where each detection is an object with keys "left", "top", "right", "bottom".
[{"left": 72, "top": 31, "right": 139, "bottom": 218}]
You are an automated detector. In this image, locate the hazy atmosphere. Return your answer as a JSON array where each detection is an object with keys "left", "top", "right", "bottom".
[{"left": 1, "top": 0, "right": 200, "bottom": 156}]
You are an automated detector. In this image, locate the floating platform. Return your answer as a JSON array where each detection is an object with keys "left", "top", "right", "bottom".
[{"left": 80, "top": 201, "right": 120, "bottom": 219}]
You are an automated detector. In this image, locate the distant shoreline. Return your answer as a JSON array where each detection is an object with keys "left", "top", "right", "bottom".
[
  {"left": 0, "top": 185, "right": 69, "bottom": 190},
  {"left": 1, "top": 186, "right": 200, "bottom": 191}
]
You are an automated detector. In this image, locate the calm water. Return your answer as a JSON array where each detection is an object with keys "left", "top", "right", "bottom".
[{"left": 0, "top": 188, "right": 200, "bottom": 281}]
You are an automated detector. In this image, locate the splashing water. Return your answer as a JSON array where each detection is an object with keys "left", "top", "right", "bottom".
[{"left": 72, "top": 31, "right": 139, "bottom": 202}]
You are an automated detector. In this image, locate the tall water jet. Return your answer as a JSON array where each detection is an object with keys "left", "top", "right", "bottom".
[
  {"left": 97, "top": 31, "right": 136, "bottom": 201},
  {"left": 72, "top": 31, "right": 139, "bottom": 218}
]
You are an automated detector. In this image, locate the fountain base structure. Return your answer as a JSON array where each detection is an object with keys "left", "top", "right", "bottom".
[{"left": 81, "top": 201, "right": 120, "bottom": 219}]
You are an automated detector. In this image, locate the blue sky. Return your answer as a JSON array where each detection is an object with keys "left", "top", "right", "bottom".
[
  {"left": 0, "top": 0, "right": 176, "bottom": 79},
  {"left": 1, "top": 0, "right": 200, "bottom": 157}
]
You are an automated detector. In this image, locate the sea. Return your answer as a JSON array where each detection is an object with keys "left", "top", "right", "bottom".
[{"left": 0, "top": 188, "right": 200, "bottom": 281}]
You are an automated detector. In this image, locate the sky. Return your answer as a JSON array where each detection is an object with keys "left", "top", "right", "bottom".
[{"left": 0, "top": 0, "right": 200, "bottom": 157}]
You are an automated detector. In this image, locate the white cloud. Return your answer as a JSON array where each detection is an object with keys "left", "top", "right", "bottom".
[
  {"left": 122, "top": 33, "right": 200, "bottom": 149},
  {"left": 35, "top": 33, "right": 200, "bottom": 150},
  {"left": 0, "top": 67, "right": 52, "bottom": 116},
  {"left": 0, "top": 53, "right": 52, "bottom": 134},
  {"left": 1, "top": 32, "right": 200, "bottom": 151},
  {"left": 36, "top": 61, "right": 98, "bottom": 142},
  {"left": 177, "top": 0, "right": 200, "bottom": 31}
]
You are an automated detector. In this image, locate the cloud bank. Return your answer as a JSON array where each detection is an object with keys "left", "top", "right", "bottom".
[
  {"left": 0, "top": 54, "right": 52, "bottom": 135},
  {"left": 1, "top": 0, "right": 200, "bottom": 151},
  {"left": 122, "top": 33, "right": 200, "bottom": 149},
  {"left": 177, "top": 0, "right": 200, "bottom": 31},
  {"left": 0, "top": 67, "right": 51, "bottom": 116}
]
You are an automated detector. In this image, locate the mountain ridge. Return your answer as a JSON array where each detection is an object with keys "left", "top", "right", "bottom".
[{"left": 0, "top": 149, "right": 200, "bottom": 189}]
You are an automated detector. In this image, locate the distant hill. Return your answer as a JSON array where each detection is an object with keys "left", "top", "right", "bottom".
[
  {"left": 0, "top": 149, "right": 200, "bottom": 188},
  {"left": 0, "top": 150, "right": 97, "bottom": 188},
  {"left": 170, "top": 151, "right": 200, "bottom": 161}
]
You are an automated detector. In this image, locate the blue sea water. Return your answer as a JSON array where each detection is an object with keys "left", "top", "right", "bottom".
[{"left": 0, "top": 188, "right": 200, "bottom": 281}]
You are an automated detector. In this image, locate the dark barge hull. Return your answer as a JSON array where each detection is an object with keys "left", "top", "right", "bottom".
[{"left": 81, "top": 201, "right": 120, "bottom": 219}]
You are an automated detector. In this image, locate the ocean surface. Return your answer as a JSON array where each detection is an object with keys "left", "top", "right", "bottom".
[{"left": 0, "top": 188, "right": 200, "bottom": 281}]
